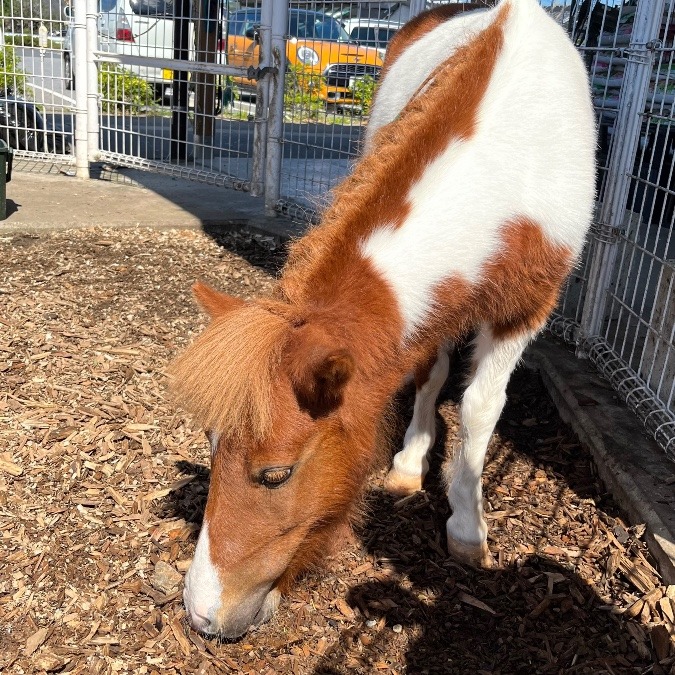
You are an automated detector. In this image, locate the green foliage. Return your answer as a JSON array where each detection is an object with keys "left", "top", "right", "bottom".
[
  {"left": 99, "top": 66, "right": 156, "bottom": 114},
  {"left": 352, "top": 75, "right": 375, "bottom": 115},
  {"left": 284, "top": 64, "right": 325, "bottom": 120},
  {"left": 0, "top": 43, "right": 27, "bottom": 94},
  {"left": 3, "top": 35, "right": 61, "bottom": 49}
]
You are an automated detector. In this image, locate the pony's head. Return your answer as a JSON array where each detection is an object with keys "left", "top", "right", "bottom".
[{"left": 169, "top": 282, "right": 376, "bottom": 638}]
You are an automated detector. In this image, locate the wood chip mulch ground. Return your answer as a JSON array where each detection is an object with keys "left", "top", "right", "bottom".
[{"left": 1, "top": 226, "right": 674, "bottom": 675}]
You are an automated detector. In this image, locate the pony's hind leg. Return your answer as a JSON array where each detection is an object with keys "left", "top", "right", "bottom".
[
  {"left": 384, "top": 345, "right": 451, "bottom": 496},
  {"left": 444, "top": 326, "right": 534, "bottom": 568}
]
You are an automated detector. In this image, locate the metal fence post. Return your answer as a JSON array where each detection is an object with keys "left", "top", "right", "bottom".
[
  {"left": 73, "top": 0, "right": 89, "bottom": 178},
  {"left": 408, "top": 0, "right": 427, "bottom": 21},
  {"left": 580, "top": 0, "right": 665, "bottom": 340},
  {"left": 86, "top": 0, "right": 99, "bottom": 163},
  {"left": 251, "top": 0, "right": 272, "bottom": 197},
  {"left": 263, "top": 0, "right": 288, "bottom": 216}
]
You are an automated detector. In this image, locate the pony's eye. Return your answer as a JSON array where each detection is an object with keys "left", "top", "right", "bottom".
[{"left": 259, "top": 467, "right": 293, "bottom": 489}]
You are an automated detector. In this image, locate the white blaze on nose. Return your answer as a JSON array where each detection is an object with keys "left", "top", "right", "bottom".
[{"left": 184, "top": 520, "right": 222, "bottom": 630}]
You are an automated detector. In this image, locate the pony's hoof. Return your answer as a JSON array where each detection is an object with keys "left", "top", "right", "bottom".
[
  {"left": 446, "top": 536, "right": 495, "bottom": 569},
  {"left": 383, "top": 468, "right": 423, "bottom": 496}
]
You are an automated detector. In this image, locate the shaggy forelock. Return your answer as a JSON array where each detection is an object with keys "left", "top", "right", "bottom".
[{"left": 169, "top": 304, "right": 290, "bottom": 441}]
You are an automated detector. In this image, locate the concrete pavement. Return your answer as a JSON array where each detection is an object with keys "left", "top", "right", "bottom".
[{"left": 0, "top": 165, "right": 307, "bottom": 240}]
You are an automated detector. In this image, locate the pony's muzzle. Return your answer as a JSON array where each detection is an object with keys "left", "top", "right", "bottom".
[{"left": 184, "top": 584, "right": 281, "bottom": 638}]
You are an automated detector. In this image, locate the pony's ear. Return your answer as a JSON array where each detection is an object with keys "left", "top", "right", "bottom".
[
  {"left": 192, "top": 281, "right": 244, "bottom": 318},
  {"left": 286, "top": 326, "right": 354, "bottom": 419}
]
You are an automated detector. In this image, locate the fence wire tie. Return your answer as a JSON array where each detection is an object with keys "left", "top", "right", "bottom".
[
  {"left": 590, "top": 221, "right": 620, "bottom": 244},
  {"left": 620, "top": 40, "right": 662, "bottom": 64}
]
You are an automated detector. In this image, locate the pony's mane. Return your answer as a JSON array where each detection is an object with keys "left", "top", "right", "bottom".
[
  {"left": 280, "top": 5, "right": 507, "bottom": 301},
  {"left": 169, "top": 304, "right": 290, "bottom": 441}
]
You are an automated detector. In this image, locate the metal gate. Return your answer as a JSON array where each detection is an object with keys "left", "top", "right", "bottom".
[
  {"left": 70, "top": 0, "right": 286, "bottom": 207},
  {"left": 548, "top": 0, "right": 675, "bottom": 459},
  {"left": 0, "top": 0, "right": 74, "bottom": 168}
]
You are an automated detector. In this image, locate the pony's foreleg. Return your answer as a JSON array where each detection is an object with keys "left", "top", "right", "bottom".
[
  {"left": 444, "top": 326, "right": 534, "bottom": 568},
  {"left": 384, "top": 345, "right": 450, "bottom": 496}
]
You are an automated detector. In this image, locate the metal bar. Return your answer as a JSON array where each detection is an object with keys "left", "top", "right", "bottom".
[
  {"left": 263, "top": 0, "right": 288, "bottom": 216},
  {"left": 86, "top": 0, "right": 99, "bottom": 163},
  {"left": 73, "top": 0, "right": 89, "bottom": 178},
  {"left": 580, "top": 0, "right": 666, "bottom": 340},
  {"left": 408, "top": 0, "right": 427, "bottom": 20},
  {"left": 98, "top": 150, "right": 251, "bottom": 189},
  {"left": 94, "top": 53, "right": 253, "bottom": 77},
  {"left": 251, "top": 0, "right": 273, "bottom": 197},
  {"left": 171, "top": 0, "right": 191, "bottom": 162}
]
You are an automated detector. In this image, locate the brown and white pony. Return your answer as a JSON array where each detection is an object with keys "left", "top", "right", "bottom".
[{"left": 170, "top": 0, "right": 596, "bottom": 638}]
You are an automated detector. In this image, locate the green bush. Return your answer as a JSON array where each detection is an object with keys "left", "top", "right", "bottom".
[
  {"left": 99, "top": 66, "right": 156, "bottom": 114},
  {"left": 352, "top": 75, "right": 376, "bottom": 115},
  {"left": 284, "top": 64, "right": 325, "bottom": 120},
  {"left": 0, "top": 44, "right": 27, "bottom": 95}
]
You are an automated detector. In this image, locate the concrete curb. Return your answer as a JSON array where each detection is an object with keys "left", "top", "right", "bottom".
[{"left": 528, "top": 339, "right": 675, "bottom": 584}]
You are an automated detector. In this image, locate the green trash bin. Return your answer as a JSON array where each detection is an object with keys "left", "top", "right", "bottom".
[{"left": 0, "top": 139, "right": 13, "bottom": 220}]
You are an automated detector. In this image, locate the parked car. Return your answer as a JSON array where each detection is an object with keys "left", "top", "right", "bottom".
[
  {"left": 341, "top": 18, "right": 400, "bottom": 60},
  {"left": 226, "top": 8, "right": 383, "bottom": 105},
  {"left": 0, "top": 90, "right": 72, "bottom": 154},
  {"left": 63, "top": 0, "right": 191, "bottom": 98}
]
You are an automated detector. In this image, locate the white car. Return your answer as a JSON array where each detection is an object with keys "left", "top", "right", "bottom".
[
  {"left": 63, "top": 0, "right": 198, "bottom": 97},
  {"left": 341, "top": 18, "right": 400, "bottom": 60}
]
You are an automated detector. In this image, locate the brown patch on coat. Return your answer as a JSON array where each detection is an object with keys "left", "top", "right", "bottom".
[
  {"left": 424, "top": 218, "right": 573, "bottom": 347},
  {"left": 382, "top": 3, "right": 495, "bottom": 77},
  {"left": 281, "top": 3, "right": 510, "bottom": 309},
  {"left": 413, "top": 346, "right": 443, "bottom": 390}
]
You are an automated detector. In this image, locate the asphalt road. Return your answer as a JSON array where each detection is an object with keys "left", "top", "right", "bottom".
[
  {"left": 15, "top": 46, "right": 75, "bottom": 110},
  {"left": 11, "top": 46, "right": 363, "bottom": 168}
]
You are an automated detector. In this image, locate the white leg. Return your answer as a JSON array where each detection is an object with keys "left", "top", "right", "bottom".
[
  {"left": 445, "top": 326, "right": 534, "bottom": 567},
  {"left": 384, "top": 347, "right": 450, "bottom": 496}
]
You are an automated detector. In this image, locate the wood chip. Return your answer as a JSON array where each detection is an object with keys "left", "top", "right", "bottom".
[
  {"left": 457, "top": 591, "right": 497, "bottom": 615},
  {"left": 0, "top": 458, "right": 23, "bottom": 477},
  {"left": 170, "top": 616, "right": 192, "bottom": 657},
  {"left": 651, "top": 624, "right": 672, "bottom": 661},
  {"left": 335, "top": 598, "right": 355, "bottom": 619},
  {"left": 24, "top": 627, "right": 49, "bottom": 656}
]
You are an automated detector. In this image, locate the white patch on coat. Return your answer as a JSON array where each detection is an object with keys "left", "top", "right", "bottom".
[
  {"left": 360, "top": 0, "right": 596, "bottom": 339},
  {"left": 445, "top": 327, "right": 534, "bottom": 545},
  {"left": 183, "top": 520, "right": 222, "bottom": 630},
  {"left": 391, "top": 347, "right": 450, "bottom": 480},
  {"left": 365, "top": 8, "right": 493, "bottom": 151}
]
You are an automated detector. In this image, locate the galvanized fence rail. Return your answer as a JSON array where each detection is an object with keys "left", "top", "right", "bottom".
[{"left": 0, "top": 0, "right": 673, "bottom": 459}]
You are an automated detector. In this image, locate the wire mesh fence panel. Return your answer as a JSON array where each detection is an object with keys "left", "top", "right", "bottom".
[
  {"left": 93, "top": 0, "right": 262, "bottom": 187},
  {"left": 276, "top": 0, "right": 405, "bottom": 213},
  {"left": 551, "top": 0, "right": 675, "bottom": 458},
  {"left": 0, "top": 0, "right": 74, "bottom": 163},
  {"left": 597, "top": 3, "right": 675, "bottom": 454}
]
